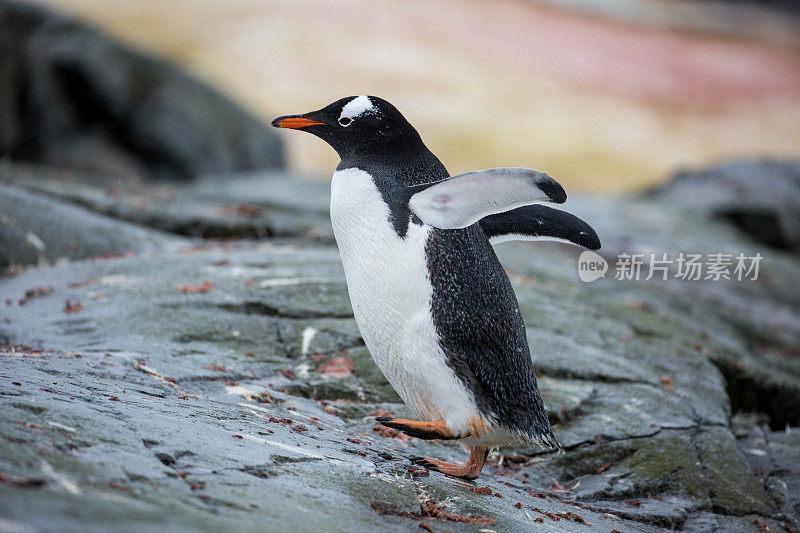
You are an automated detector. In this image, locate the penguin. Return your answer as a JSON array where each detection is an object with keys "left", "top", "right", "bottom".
[{"left": 272, "top": 96, "right": 600, "bottom": 479}]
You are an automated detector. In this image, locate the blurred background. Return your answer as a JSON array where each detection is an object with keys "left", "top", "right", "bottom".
[{"left": 9, "top": 0, "right": 800, "bottom": 191}]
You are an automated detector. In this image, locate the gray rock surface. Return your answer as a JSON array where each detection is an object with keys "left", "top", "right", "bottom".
[
  {"left": 0, "top": 182, "right": 183, "bottom": 267},
  {"left": 645, "top": 159, "right": 800, "bottom": 251},
  {"left": 1, "top": 162, "right": 799, "bottom": 531},
  {"left": 1, "top": 163, "right": 332, "bottom": 242},
  {"left": 0, "top": 0, "right": 284, "bottom": 180}
]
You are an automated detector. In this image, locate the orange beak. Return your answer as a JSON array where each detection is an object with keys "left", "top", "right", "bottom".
[{"left": 271, "top": 117, "right": 326, "bottom": 129}]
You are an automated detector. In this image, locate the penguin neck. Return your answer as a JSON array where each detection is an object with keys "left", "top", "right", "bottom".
[
  {"left": 337, "top": 137, "right": 448, "bottom": 190},
  {"left": 335, "top": 137, "right": 448, "bottom": 239}
]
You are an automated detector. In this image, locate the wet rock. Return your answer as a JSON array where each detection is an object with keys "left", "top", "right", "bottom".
[
  {"left": 1, "top": 162, "right": 333, "bottom": 241},
  {"left": 512, "top": 192, "right": 800, "bottom": 432},
  {"left": 0, "top": 1, "right": 283, "bottom": 180},
  {"left": 1, "top": 175, "right": 799, "bottom": 530},
  {"left": 0, "top": 183, "right": 183, "bottom": 267},
  {"left": 644, "top": 158, "right": 800, "bottom": 251},
  {"left": 734, "top": 413, "right": 800, "bottom": 523}
]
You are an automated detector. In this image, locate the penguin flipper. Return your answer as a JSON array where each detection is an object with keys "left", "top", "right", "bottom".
[
  {"left": 406, "top": 167, "right": 566, "bottom": 229},
  {"left": 479, "top": 205, "right": 601, "bottom": 250}
]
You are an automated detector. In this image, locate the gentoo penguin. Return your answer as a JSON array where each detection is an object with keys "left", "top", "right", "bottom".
[{"left": 272, "top": 96, "right": 600, "bottom": 479}]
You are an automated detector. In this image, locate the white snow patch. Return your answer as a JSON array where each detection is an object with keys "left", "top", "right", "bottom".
[
  {"left": 41, "top": 460, "right": 80, "bottom": 494},
  {"left": 240, "top": 434, "right": 330, "bottom": 460},
  {"left": 226, "top": 385, "right": 261, "bottom": 398},
  {"left": 47, "top": 422, "right": 76, "bottom": 433},
  {"left": 301, "top": 327, "right": 317, "bottom": 356},
  {"left": 25, "top": 232, "right": 45, "bottom": 251},
  {"left": 339, "top": 95, "right": 377, "bottom": 121},
  {"left": 296, "top": 361, "right": 312, "bottom": 379}
]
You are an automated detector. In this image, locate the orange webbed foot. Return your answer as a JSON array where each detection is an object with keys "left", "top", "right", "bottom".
[
  {"left": 375, "top": 417, "right": 457, "bottom": 440},
  {"left": 410, "top": 446, "right": 488, "bottom": 480}
]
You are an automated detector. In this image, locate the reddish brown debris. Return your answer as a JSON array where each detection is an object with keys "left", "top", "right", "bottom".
[
  {"left": 233, "top": 435, "right": 244, "bottom": 439},
  {"left": 369, "top": 409, "right": 393, "bottom": 418},
  {"left": 526, "top": 489, "right": 549, "bottom": 499},
  {"left": 278, "top": 369, "right": 297, "bottom": 380},
  {"left": 218, "top": 203, "right": 264, "bottom": 218},
  {"left": 12, "top": 382, "right": 21, "bottom": 386},
  {"left": 408, "top": 467, "right": 430, "bottom": 478},
  {"left": 659, "top": 375, "right": 674, "bottom": 392},
  {"left": 211, "top": 259, "right": 230, "bottom": 266},
  {"left": 267, "top": 416, "right": 293, "bottom": 426},
  {"left": 245, "top": 352, "right": 256, "bottom": 358},
  {"left": 92, "top": 251, "right": 135, "bottom": 261},
  {"left": 531, "top": 507, "right": 589, "bottom": 524},
  {"left": 175, "top": 281, "right": 215, "bottom": 294},
  {"left": 468, "top": 486, "right": 493, "bottom": 496},
  {"left": 205, "top": 365, "right": 228, "bottom": 372},
  {"left": 371, "top": 499, "right": 495, "bottom": 525},
  {"left": 418, "top": 524, "right": 433, "bottom": 533},
  {"left": 752, "top": 518, "right": 772, "bottom": 533},
  {"left": 623, "top": 499, "right": 642, "bottom": 507},
  {"left": 64, "top": 300, "right": 84, "bottom": 314},
  {"left": 0, "top": 472, "right": 46, "bottom": 488},
  {"left": 596, "top": 462, "right": 612, "bottom": 474},
  {"left": 291, "top": 424, "right": 308, "bottom": 433},
  {"left": 25, "top": 285, "right": 54, "bottom": 299},
  {"left": 109, "top": 396, "right": 120, "bottom": 401},
  {"left": 372, "top": 424, "right": 413, "bottom": 441},
  {"left": 67, "top": 278, "right": 97, "bottom": 289},
  {"left": 40, "top": 387, "right": 58, "bottom": 393},
  {"left": 317, "top": 356, "right": 354, "bottom": 378},
  {"left": 346, "top": 437, "right": 370, "bottom": 446}
]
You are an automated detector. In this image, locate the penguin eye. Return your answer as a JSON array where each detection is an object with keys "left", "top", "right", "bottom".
[{"left": 338, "top": 117, "right": 352, "bottom": 127}]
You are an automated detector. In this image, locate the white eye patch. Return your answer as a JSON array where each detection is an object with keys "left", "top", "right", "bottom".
[{"left": 339, "top": 95, "right": 377, "bottom": 126}]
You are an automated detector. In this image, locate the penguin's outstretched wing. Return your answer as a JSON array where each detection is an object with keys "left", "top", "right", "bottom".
[
  {"left": 479, "top": 205, "right": 601, "bottom": 250},
  {"left": 405, "top": 167, "right": 566, "bottom": 229}
]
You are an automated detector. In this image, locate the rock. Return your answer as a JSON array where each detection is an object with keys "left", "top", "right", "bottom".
[
  {"left": 1, "top": 162, "right": 333, "bottom": 241},
  {"left": 0, "top": 0, "right": 283, "bottom": 180},
  {"left": 734, "top": 413, "right": 800, "bottom": 524},
  {"left": 644, "top": 159, "right": 800, "bottom": 251},
  {"left": 1, "top": 173, "right": 799, "bottom": 530},
  {"left": 0, "top": 183, "right": 183, "bottom": 267},
  {"left": 0, "top": 244, "right": 647, "bottom": 532}
]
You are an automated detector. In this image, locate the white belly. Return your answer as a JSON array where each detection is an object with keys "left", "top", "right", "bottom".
[{"left": 330, "top": 168, "right": 480, "bottom": 433}]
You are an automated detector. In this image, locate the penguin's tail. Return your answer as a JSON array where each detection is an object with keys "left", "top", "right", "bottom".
[{"left": 520, "top": 429, "right": 563, "bottom": 454}]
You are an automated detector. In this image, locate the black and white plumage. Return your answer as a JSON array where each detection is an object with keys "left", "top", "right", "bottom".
[{"left": 273, "top": 96, "right": 599, "bottom": 475}]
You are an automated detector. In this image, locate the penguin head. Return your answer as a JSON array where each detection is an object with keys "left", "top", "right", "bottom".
[{"left": 272, "top": 96, "right": 423, "bottom": 159}]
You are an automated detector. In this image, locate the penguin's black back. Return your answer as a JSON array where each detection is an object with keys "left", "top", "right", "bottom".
[{"left": 426, "top": 225, "right": 552, "bottom": 440}]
